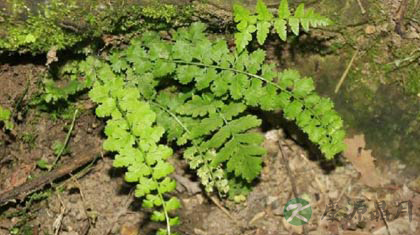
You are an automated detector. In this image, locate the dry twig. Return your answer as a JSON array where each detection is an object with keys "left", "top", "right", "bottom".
[
  {"left": 209, "top": 195, "right": 237, "bottom": 223},
  {"left": 335, "top": 49, "right": 359, "bottom": 94},
  {"left": 0, "top": 143, "right": 100, "bottom": 206},
  {"left": 356, "top": 0, "right": 366, "bottom": 14},
  {"left": 53, "top": 193, "right": 66, "bottom": 235}
]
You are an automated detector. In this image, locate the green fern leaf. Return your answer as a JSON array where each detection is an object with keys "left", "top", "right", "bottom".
[
  {"left": 219, "top": 102, "right": 247, "bottom": 121},
  {"left": 293, "top": 77, "right": 315, "bottom": 97},
  {"left": 233, "top": 4, "right": 252, "bottom": 23},
  {"left": 0, "top": 106, "right": 13, "bottom": 130},
  {"left": 256, "top": 0, "right": 273, "bottom": 21},
  {"left": 135, "top": 177, "right": 158, "bottom": 197},
  {"left": 256, "top": 21, "right": 271, "bottom": 45},
  {"left": 274, "top": 18, "right": 287, "bottom": 41},
  {"left": 178, "top": 94, "right": 224, "bottom": 117},
  {"left": 153, "top": 160, "right": 174, "bottom": 179},
  {"left": 195, "top": 68, "right": 218, "bottom": 90},
  {"left": 284, "top": 100, "right": 303, "bottom": 120},
  {"left": 235, "top": 25, "right": 256, "bottom": 52},
  {"left": 190, "top": 115, "right": 224, "bottom": 138},
  {"left": 176, "top": 65, "right": 204, "bottom": 84},
  {"left": 166, "top": 197, "right": 181, "bottom": 211},
  {"left": 226, "top": 146, "right": 264, "bottom": 182},
  {"left": 211, "top": 70, "right": 232, "bottom": 96},
  {"left": 289, "top": 17, "right": 300, "bottom": 35},
  {"left": 227, "top": 115, "right": 261, "bottom": 134},
  {"left": 278, "top": 0, "right": 291, "bottom": 18},
  {"left": 230, "top": 74, "right": 250, "bottom": 99}
]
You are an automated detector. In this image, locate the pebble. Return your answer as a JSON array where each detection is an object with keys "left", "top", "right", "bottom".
[
  {"left": 266, "top": 196, "right": 278, "bottom": 207},
  {"left": 365, "top": 25, "right": 376, "bottom": 34}
]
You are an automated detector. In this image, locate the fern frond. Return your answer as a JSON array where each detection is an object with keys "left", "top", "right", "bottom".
[
  {"left": 80, "top": 19, "right": 345, "bottom": 231},
  {"left": 132, "top": 21, "right": 343, "bottom": 157},
  {"left": 88, "top": 61, "right": 180, "bottom": 235},
  {"left": 234, "top": 0, "right": 332, "bottom": 51}
]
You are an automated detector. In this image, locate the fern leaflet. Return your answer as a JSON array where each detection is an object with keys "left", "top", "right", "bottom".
[{"left": 234, "top": 0, "right": 332, "bottom": 51}]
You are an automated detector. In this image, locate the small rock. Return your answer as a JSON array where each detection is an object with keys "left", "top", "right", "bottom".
[
  {"left": 266, "top": 196, "right": 278, "bottom": 206},
  {"left": 263, "top": 139, "right": 279, "bottom": 156},
  {"left": 91, "top": 122, "right": 98, "bottom": 129},
  {"left": 405, "top": 31, "right": 420, "bottom": 39},
  {"left": 328, "top": 190, "right": 338, "bottom": 200},
  {"left": 265, "top": 130, "right": 279, "bottom": 141},
  {"left": 365, "top": 25, "right": 376, "bottom": 34},
  {"left": 194, "top": 228, "right": 207, "bottom": 235},
  {"left": 277, "top": 129, "right": 285, "bottom": 138}
]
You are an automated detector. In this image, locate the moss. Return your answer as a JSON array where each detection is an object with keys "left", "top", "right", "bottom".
[
  {"left": 0, "top": 0, "right": 195, "bottom": 54},
  {"left": 1, "top": 17, "right": 82, "bottom": 53},
  {"left": 141, "top": 4, "right": 193, "bottom": 23}
]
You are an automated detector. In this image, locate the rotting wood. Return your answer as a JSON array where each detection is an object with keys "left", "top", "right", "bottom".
[{"left": 0, "top": 143, "right": 100, "bottom": 206}]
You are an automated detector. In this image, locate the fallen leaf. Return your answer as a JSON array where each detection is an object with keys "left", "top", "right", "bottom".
[
  {"left": 7, "top": 163, "right": 33, "bottom": 190},
  {"left": 46, "top": 46, "right": 58, "bottom": 66},
  {"left": 343, "top": 134, "right": 383, "bottom": 188},
  {"left": 120, "top": 223, "right": 140, "bottom": 235}
]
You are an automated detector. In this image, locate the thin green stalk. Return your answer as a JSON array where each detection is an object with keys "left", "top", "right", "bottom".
[
  {"left": 150, "top": 100, "right": 223, "bottom": 193},
  {"left": 51, "top": 109, "right": 79, "bottom": 171}
]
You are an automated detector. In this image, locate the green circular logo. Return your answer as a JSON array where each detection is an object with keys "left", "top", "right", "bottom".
[{"left": 284, "top": 198, "right": 312, "bottom": 226}]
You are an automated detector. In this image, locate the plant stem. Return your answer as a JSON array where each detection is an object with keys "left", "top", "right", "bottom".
[
  {"left": 150, "top": 100, "right": 223, "bottom": 193},
  {"left": 169, "top": 59, "right": 329, "bottom": 141},
  {"left": 115, "top": 99, "right": 172, "bottom": 235},
  {"left": 51, "top": 109, "right": 78, "bottom": 171}
]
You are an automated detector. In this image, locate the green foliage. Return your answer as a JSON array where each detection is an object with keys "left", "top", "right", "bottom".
[
  {"left": 85, "top": 58, "right": 179, "bottom": 235},
  {"left": 234, "top": 0, "right": 332, "bottom": 51},
  {"left": 0, "top": 105, "right": 14, "bottom": 130},
  {"left": 21, "top": 132, "right": 37, "bottom": 149},
  {"left": 52, "top": 140, "right": 70, "bottom": 156},
  {"left": 0, "top": 0, "right": 82, "bottom": 53},
  {"left": 0, "top": 0, "right": 194, "bottom": 54},
  {"left": 78, "top": 10, "right": 344, "bottom": 234},
  {"left": 36, "top": 159, "right": 52, "bottom": 171}
]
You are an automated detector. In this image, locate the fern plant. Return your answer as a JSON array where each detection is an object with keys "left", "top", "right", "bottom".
[
  {"left": 85, "top": 59, "right": 180, "bottom": 235},
  {"left": 75, "top": 2, "right": 344, "bottom": 234},
  {"left": 234, "top": 0, "right": 332, "bottom": 51}
]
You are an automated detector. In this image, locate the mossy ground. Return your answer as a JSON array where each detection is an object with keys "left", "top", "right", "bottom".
[{"left": 0, "top": 0, "right": 194, "bottom": 54}]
